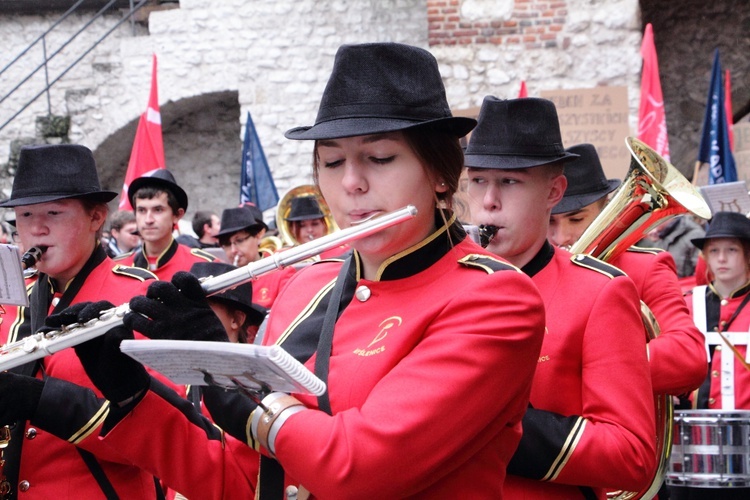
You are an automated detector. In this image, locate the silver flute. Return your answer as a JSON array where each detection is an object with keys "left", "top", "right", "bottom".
[{"left": 0, "top": 205, "right": 417, "bottom": 371}]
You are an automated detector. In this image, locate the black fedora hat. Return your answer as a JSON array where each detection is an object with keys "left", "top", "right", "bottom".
[
  {"left": 284, "top": 43, "right": 476, "bottom": 140},
  {"left": 551, "top": 144, "right": 622, "bottom": 215},
  {"left": 216, "top": 206, "right": 266, "bottom": 238},
  {"left": 189, "top": 261, "right": 267, "bottom": 326},
  {"left": 464, "top": 96, "right": 579, "bottom": 170},
  {"left": 285, "top": 195, "right": 324, "bottom": 222},
  {"left": 128, "top": 169, "right": 188, "bottom": 211},
  {"left": 691, "top": 211, "right": 750, "bottom": 250},
  {"left": 0, "top": 144, "right": 117, "bottom": 207}
]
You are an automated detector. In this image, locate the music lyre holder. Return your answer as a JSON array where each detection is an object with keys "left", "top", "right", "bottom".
[{"left": 200, "top": 369, "right": 272, "bottom": 412}]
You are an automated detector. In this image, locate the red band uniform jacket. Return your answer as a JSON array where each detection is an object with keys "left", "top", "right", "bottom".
[
  {"left": 610, "top": 247, "right": 707, "bottom": 395},
  {"left": 116, "top": 237, "right": 215, "bottom": 280},
  {"left": 91, "top": 217, "right": 547, "bottom": 499},
  {"left": 686, "top": 282, "right": 750, "bottom": 409},
  {"left": 505, "top": 242, "right": 656, "bottom": 499},
  {"left": 0, "top": 246, "right": 170, "bottom": 499}
]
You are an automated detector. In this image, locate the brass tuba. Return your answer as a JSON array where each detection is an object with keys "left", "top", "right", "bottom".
[
  {"left": 276, "top": 184, "right": 338, "bottom": 247},
  {"left": 570, "top": 137, "right": 712, "bottom": 500}
]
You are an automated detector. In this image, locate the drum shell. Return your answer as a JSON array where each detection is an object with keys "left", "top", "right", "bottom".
[{"left": 667, "top": 410, "right": 750, "bottom": 488}]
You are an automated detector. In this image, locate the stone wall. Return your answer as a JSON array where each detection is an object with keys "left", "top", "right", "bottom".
[{"left": 1, "top": 0, "right": 746, "bottom": 224}]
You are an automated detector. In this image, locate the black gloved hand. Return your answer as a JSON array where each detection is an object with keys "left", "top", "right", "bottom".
[
  {"left": 0, "top": 372, "right": 45, "bottom": 426},
  {"left": 64, "top": 301, "right": 150, "bottom": 406},
  {"left": 42, "top": 302, "right": 90, "bottom": 332},
  {"left": 125, "top": 271, "right": 229, "bottom": 342}
]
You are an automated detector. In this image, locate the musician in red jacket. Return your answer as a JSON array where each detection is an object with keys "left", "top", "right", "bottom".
[
  {"left": 0, "top": 144, "right": 167, "bottom": 499},
  {"left": 547, "top": 143, "right": 707, "bottom": 396},
  {"left": 56, "top": 42, "right": 547, "bottom": 499},
  {"left": 215, "top": 205, "right": 296, "bottom": 309},
  {"left": 465, "top": 97, "right": 656, "bottom": 499},
  {"left": 677, "top": 211, "right": 750, "bottom": 499},
  {"left": 116, "top": 169, "right": 215, "bottom": 279}
]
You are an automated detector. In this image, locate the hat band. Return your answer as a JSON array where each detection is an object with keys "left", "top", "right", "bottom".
[
  {"left": 315, "top": 102, "right": 452, "bottom": 124},
  {"left": 467, "top": 142, "right": 566, "bottom": 157}
]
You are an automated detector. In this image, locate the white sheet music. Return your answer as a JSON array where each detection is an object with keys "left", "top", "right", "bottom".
[
  {"left": 120, "top": 339, "right": 326, "bottom": 396},
  {"left": 0, "top": 244, "right": 29, "bottom": 306},
  {"left": 698, "top": 181, "right": 750, "bottom": 216}
]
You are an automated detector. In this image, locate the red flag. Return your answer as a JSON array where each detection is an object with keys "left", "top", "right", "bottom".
[
  {"left": 518, "top": 80, "right": 528, "bottom": 98},
  {"left": 119, "top": 54, "right": 165, "bottom": 210},
  {"left": 725, "top": 69, "right": 734, "bottom": 150},
  {"left": 637, "top": 23, "right": 670, "bottom": 161}
]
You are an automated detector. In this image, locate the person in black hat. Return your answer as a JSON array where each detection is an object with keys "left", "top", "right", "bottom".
[
  {"left": 464, "top": 96, "right": 657, "bottom": 497},
  {"left": 285, "top": 195, "right": 328, "bottom": 243},
  {"left": 672, "top": 211, "right": 750, "bottom": 500},
  {"left": 66, "top": 42, "right": 546, "bottom": 499},
  {"left": 549, "top": 143, "right": 707, "bottom": 391},
  {"left": 216, "top": 205, "right": 296, "bottom": 310},
  {"left": 0, "top": 143, "right": 177, "bottom": 499},
  {"left": 117, "top": 168, "right": 216, "bottom": 278},
  {"left": 216, "top": 206, "right": 267, "bottom": 267},
  {"left": 189, "top": 261, "right": 267, "bottom": 344}
]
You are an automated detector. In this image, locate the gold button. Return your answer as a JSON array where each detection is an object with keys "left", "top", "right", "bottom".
[
  {"left": 19, "top": 480, "right": 30, "bottom": 492},
  {"left": 355, "top": 285, "right": 371, "bottom": 302},
  {"left": 709, "top": 398, "right": 716, "bottom": 404},
  {"left": 712, "top": 370, "right": 719, "bottom": 378},
  {"left": 25, "top": 428, "right": 37, "bottom": 439}
]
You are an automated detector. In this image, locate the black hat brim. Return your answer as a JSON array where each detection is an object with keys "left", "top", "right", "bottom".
[
  {"left": 285, "top": 116, "right": 477, "bottom": 140},
  {"left": 464, "top": 151, "right": 580, "bottom": 170},
  {"left": 0, "top": 191, "right": 117, "bottom": 208},
  {"left": 210, "top": 297, "right": 268, "bottom": 326},
  {"left": 551, "top": 179, "right": 621, "bottom": 215},
  {"left": 691, "top": 233, "right": 750, "bottom": 250},
  {"left": 215, "top": 223, "right": 266, "bottom": 239}
]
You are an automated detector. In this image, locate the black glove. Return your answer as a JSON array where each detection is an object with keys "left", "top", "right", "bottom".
[
  {"left": 125, "top": 271, "right": 229, "bottom": 342},
  {"left": 0, "top": 372, "right": 45, "bottom": 426},
  {"left": 41, "top": 301, "right": 90, "bottom": 332},
  {"left": 52, "top": 301, "right": 150, "bottom": 406}
]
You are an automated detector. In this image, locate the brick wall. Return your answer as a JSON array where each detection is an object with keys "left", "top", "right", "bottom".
[{"left": 428, "top": 0, "right": 567, "bottom": 49}]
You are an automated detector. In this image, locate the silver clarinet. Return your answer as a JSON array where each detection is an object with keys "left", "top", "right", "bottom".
[{"left": 0, "top": 206, "right": 418, "bottom": 371}]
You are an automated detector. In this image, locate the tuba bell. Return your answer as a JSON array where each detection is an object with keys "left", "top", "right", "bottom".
[
  {"left": 276, "top": 184, "right": 339, "bottom": 247},
  {"left": 571, "top": 137, "right": 712, "bottom": 500}
]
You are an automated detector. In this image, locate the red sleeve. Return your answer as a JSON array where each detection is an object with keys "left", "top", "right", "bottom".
[
  {"left": 638, "top": 252, "right": 708, "bottom": 394},
  {"left": 556, "top": 276, "right": 656, "bottom": 491}
]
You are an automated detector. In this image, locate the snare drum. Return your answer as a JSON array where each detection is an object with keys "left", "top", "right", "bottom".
[{"left": 667, "top": 410, "right": 750, "bottom": 488}]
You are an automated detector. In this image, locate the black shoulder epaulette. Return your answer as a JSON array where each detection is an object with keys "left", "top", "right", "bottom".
[
  {"left": 112, "top": 264, "right": 157, "bottom": 281},
  {"left": 190, "top": 248, "right": 218, "bottom": 262},
  {"left": 627, "top": 245, "right": 664, "bottom": 255},
  {"left": 570, "top": 254, "right": 626, "bottom": 279},
  {"left": 458, "top": 254, "right": 521, "bottom": 274},
  {"left": 112, "top": 250, "right": 135, "bottom": 261}
]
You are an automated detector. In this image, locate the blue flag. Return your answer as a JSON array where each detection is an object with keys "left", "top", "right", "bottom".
[
  {"left": 698, "top": 49, "right": 737, "bottom": 184},
  {"left": 240, "top": 111, "right": 279, "bottom": 211}
]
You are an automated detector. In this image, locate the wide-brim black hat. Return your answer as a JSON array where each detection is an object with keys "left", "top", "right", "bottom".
[
  {"left": 464, "top": 96, "right": 579, "bottom": 170},
  {"left": 284, "top": 43, "right": 476, "bottom": 140},
  {"left": 286, "top": 195, "right": 324, "bottom": 221},
  {"left": 552, "top": 143, "right": 621, "bottom": 214},
  {"left": 0, "top": 144, "right": 117, "bottom": 207},
  {"left": 691, "top": 211, "right": 750, "bottom": 250},
  {"left": 216, "top": 206, "right": 266, "bottom": 238},
  {"left": 189, "top": 261, "right": 267, "bottom": 326},
  {"left": 128, "top": 169, "right": 188, "bottom": 211}
]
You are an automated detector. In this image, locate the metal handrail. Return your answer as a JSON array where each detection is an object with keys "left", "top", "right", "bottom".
[{"left": 0, "top": 0, "right": 150, "bottom": 134}]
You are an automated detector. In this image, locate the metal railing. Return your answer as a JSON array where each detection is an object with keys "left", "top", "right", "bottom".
[{"left": 0, "top": 0, "right": 151, "bottom": 133}]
